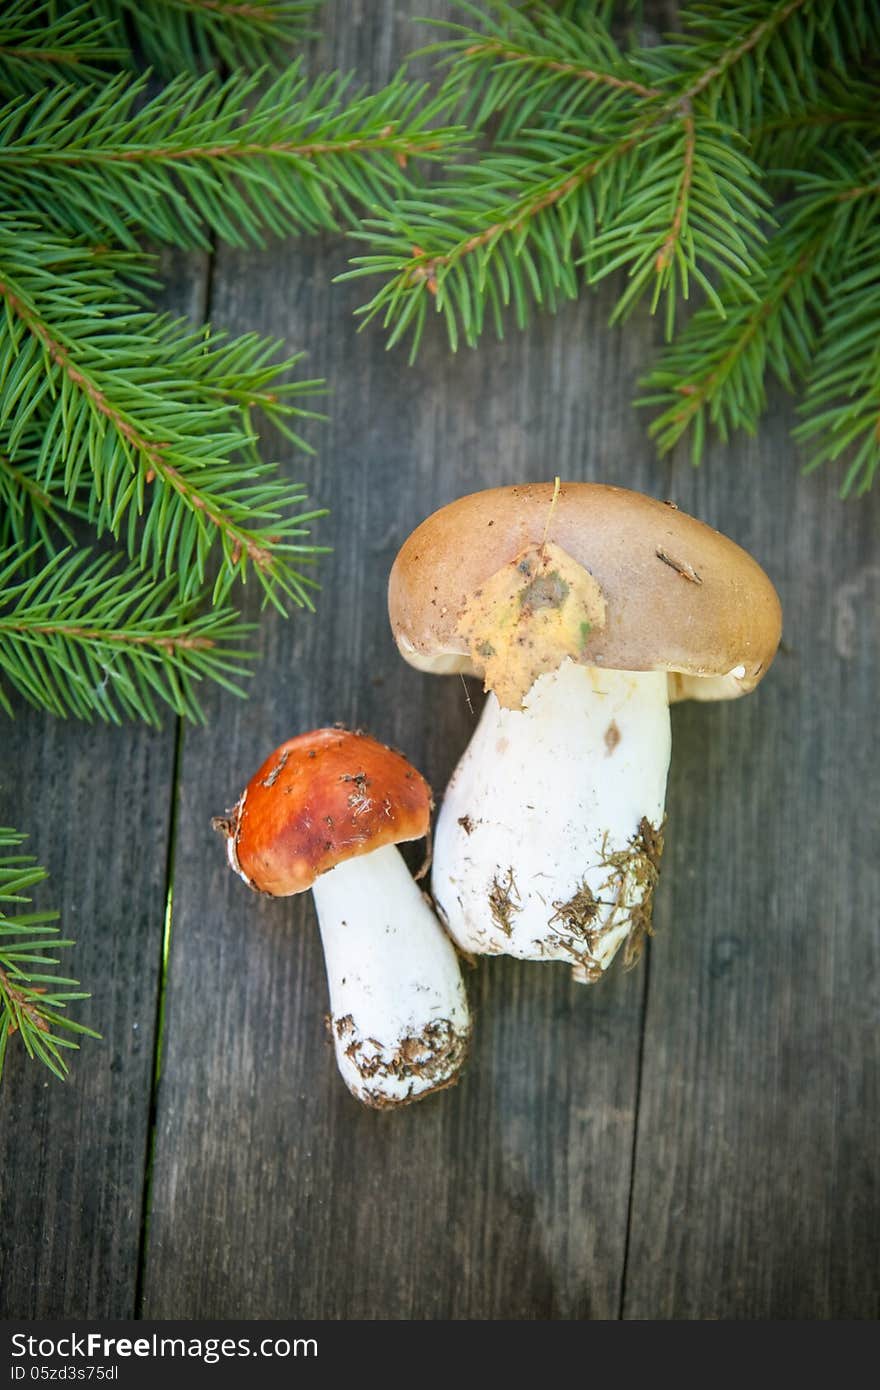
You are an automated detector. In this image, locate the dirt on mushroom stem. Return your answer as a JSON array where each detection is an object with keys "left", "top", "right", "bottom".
[
  {"left": 312, "top": 844, "right": 471, "bottom": 1107},
  {"left": 432, "top": 659, "right": 672, "bottom": 974}
]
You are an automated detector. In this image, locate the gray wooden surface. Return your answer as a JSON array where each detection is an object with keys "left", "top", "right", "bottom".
[{"left": 2, "top": 1, "right": 878, "bottom": 1321}]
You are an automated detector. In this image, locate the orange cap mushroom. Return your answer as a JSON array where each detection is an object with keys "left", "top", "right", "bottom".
[{"left": 219, "top": 728, "right": 432, "bottom": 897}]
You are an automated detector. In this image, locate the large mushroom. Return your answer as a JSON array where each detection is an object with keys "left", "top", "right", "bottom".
[
  {"left": 214, "top": 728, "right": 471, "bottom": 1107},
  {"left": 388, "top": 483, "right": 782, "bottom": 981}
]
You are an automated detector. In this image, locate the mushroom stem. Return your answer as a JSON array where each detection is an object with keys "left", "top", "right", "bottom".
[
  {"left": 312, "top": 843, "right": 471, "bottom": 1107},
  {"left": 432, "top": 659, "right": 671, "bottom": 980}
]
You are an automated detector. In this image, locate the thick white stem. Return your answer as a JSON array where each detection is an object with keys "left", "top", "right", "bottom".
[
  {"left": 312, "top": 843, "right": 471, "bottom": 1107},
  {"left": 433, "top": 659, "right": 671, "bottom": 979}
]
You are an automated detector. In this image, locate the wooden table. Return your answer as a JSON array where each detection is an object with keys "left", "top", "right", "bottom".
[{"left": 2, "top": 1, "right": 878, "bottom": 1322}]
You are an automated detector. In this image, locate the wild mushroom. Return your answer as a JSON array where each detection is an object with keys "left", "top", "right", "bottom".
[
  {"left": 214, "top": 728, "right": 471, "bottom": 1107},
  {"left": 388, "top": 482, "right": 782, "bottom": 981}
]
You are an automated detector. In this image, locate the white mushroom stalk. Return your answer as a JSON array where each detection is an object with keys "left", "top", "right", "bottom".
[
  {"left": 312, "top": 843, "right": 471, "bottom": 1107},
  {"left": 432, "top": 659, "right": 671, "bottom": 981}
]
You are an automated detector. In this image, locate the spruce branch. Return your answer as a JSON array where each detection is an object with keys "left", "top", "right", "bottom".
[
  {"left": 0, "top": 0, "right": 318, "bottom": 89},
  {"left": 0, "top": 546, "right": 255, "bottom": 725},
  {"left": 0, "top": 67, "right": 467, "bottom": 251},
  {"left": 436, "top": 0, "right": 880, "bottom": 139},
  {"left": 348, "top": 0, "right": 818, "bottom": 354},
  {"left": 97, "top": 0, "right": 319, "bottom": 77},
  {"left": 752, "top": 72, "right": 880, "bottom": 170},
  {"left": 583, "top": 112, "right": 769, "bottom": 336},
  {"left": 0, "top": 827, "right": 99, "bottom": 1084},
  {"left": 347, "top": 86, "right": 768, "bottom": 352},
  {"left": 641, "top": 153, "right": 880, "bottom": 468},
  {"left": 662, "top": 0, "right": 815, "bottom": 126},
  {"left": 639, "top": 230, "right": 823, "bottom": 463},
  {"left": 671, "top": 0, "right": 880, "bottom": 128},
  {"left": 420, "top": 1, "right": 660, "bottom": 139},
  {"left": 0, "top": 219, "right": 326, "bottom": 607},
  {"left": 0, "top": 1, "right": 125, "bottom": 97},
  {"left": 795, "top": 233, "right": 880, "bottom": 496},
  {"left": 0, "top": 442, "right": 90, "bottom": 554},
  {"left": 419, "top": 0, "right": 844, "bottom": 137},
  {"left": 344, "top": 0, "right": 880, "bottom": 489}
]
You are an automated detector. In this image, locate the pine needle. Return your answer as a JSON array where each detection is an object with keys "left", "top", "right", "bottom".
[
  {"left": 0, "top": 67, "right": 467, "bottom": 251},
  {"left": 0, "top": 546, "right": 255, "bottom": 725},
  {"left": 0, "top": 827, "right": 99, "bottom": 1085},
  {"left": 0, "top": 217, "right": 327, "bottom": 607},
  {"left": 343, "top": 0, "right": 880, "bottom": 489}
]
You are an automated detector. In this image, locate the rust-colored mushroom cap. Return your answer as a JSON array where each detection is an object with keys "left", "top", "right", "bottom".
[
  {"left": 217, "top": 728, "right": 432, "bottom": 897},
  {"left": 389, "top": 482, "right": 782, "bottom": 705}
]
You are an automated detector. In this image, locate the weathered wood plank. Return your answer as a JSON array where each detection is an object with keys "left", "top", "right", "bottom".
[
  {"left": 622, "top": 424, "right": 880, "bottom": 1319},
  {"left": 140, "top": 0, "right": 880, "bottom": 1321},
  {"left": 140, "top": 1, "right": 659, "bottom": 1319},
  {"left": 0, "top": 253, "right": 207, "bottom": 1319}
]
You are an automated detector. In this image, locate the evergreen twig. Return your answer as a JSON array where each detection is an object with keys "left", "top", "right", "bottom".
[
  {"left": 0, "top": 441, "right": 91, "bottom": 553},
  {"left": 0, "top": 67, "right": 467, "bottom": 251},
  {"left": 344, "top": 0, "right": 880, "bottom": 490},
  {"left": 97, "top": 0, "right": 320, "bottom": 77},
  {"left": 795, "top": 231, "right": 880, "bottom": 496},
  {"left": 640, "top": 144, "right": 880, "bottom": 485},
  {"left": 0, "top": 827, "right": 98, "bottom": 1084},
  {"left": 0, "top": 2, "right": 469, "bottom": 727},
  {"left": 0, "top": 1, "right": 125, "bottom": 97},
  {"left": 0, "top": 546, "right": 255, "bottom": 725},
  {"left": 0, "top": 218, "right": 327, "bottom": 608}
]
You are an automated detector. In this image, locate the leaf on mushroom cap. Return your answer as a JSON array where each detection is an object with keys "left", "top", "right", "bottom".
[
  {"left": 217, "top": 729, "right": 432, "bottom": 897},
  {"left": 389, "top": 482, "right": 782, "bottom": 708}
]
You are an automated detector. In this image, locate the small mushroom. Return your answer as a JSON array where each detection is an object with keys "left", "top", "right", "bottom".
[
  {"left": 214, "top": 728, "right": 471, "bottom": 1107},
  {"left": 388, "top": 482, "right": 782, "bottom": 981}
]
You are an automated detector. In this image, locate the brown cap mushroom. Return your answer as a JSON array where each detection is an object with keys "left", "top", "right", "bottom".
[
  {"left": 389, "top": 481, "right": 781, "bottom": 707},
  {"left": 387, "top": 482, "right": 782, "bottom": 982},
  {"left": 215, "top": 728, "right": 470, "bottom": 1108}
]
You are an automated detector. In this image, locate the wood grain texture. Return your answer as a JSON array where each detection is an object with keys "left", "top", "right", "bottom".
[
  {"left": 140, "top": 1, "right": 661, "bottom": 1321},
  {"left": 5, "top": 0, "right": 877, "bottom": 1323},
  {"left": 142, "top": 0, "right": 880, "bottom": 1319},
  {"left": 0, "top": 253, "right": 207, "bottom": 1319},
  {"left": 622, "top": 430, "right": 880, "bottom": 1319}
]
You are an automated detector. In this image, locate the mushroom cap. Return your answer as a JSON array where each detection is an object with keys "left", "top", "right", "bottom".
[
  {"left": 389, "top": 482, "right": 782, "bottom": 702},
  {"left": 219, "top": 728, "right": 432, "bottom": 897}
]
